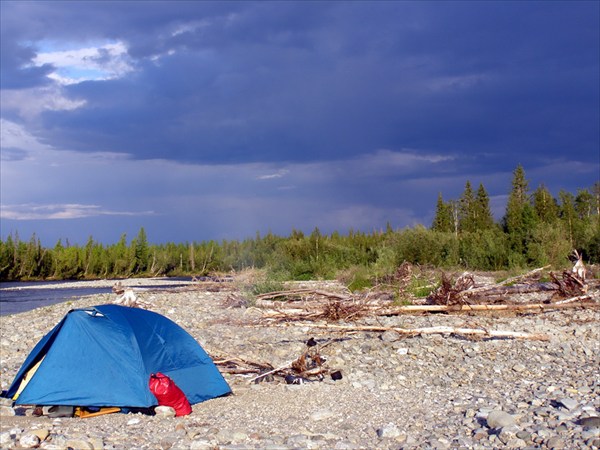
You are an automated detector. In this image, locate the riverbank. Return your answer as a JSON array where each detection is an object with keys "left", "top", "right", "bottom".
[
  {"left": 0, "top": 277, "right": 196, "bottom": 291},
  {"left": 0, "top": 277, "right": 199, "bottom": 316},
  {"left": 1, "top": 281, "right": 599, "bottom": 449}
]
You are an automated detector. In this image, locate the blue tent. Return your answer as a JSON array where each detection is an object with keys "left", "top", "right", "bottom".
[{"left": 6, "top": 304, "right": 231, "bottom": 407}]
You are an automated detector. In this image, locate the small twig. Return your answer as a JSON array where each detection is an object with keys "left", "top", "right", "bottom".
[
  {"left": 553, "top": 294, "right": 595, "bottom": 305},
  {"left": 247, "top": 360, "right": 295, "bottom": 384},
  {"left": 494, "top": 266, "right": 552, "bottom": 287},
  {"left": 255, "top": 289, "right": 351, "bottom": 301}
]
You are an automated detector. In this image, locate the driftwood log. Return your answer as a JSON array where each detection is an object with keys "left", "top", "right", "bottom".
[
  {"left": 111, "top": 282, "right": 152, "bottom": 309},
  {"left": 257, "top": 322, "right": 550, "bottom": 341}
]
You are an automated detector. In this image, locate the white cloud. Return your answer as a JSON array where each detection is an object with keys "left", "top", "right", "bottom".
[
  {"left": 1, "top": 119, "right": 53, "bottom": 155},
  {"left": 0, "top": 119, "right": 129, "bottom": 163},
  {"left": 330, "top": 148, "right": 455, "bottom": 180},
  {"left": 31, "top": 41, "right": 134, "bottom": 85},
  {"left": 1, "top": 87, "right": 87, "bottom": 120},
  {"left": 257, "top": 169, "right": 289, "bottom": 180},
  {"left": 171, "top": 19, "right": 211, "bottom": 37},
  {"left": 1, "top": 203, "right": 154, "bottom": 220},
  {"left": 425, "top": 73, "right": 490, "bottom": 92}
]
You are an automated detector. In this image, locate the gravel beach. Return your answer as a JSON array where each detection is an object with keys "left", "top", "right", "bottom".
[{"left": 1, "top": 278, "right": 599, "bottom": 449}]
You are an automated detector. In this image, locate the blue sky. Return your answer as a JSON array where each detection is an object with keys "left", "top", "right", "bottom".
[{"left": 1, "top": 1, "right": 598, "bottom": 246}]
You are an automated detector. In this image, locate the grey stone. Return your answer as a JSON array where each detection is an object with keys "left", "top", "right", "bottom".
[
  {"left": 545, "top": 436, "right": 565, "bottom": 449},
  {"left": 579, "top": 416, "right": 600, "bottom": 430},
  {"left": 428, "top": 437, "right": 451, "bottom": 449},
  {"left": 498, "top": 424, "right": 521, "bottom": 444},
  {"left": 380, "top": 330, "right": 401, "bottom": 342},
  {"left": 214, "top": 428, "right": 247, "bottom": 444},
  {"left": 190, "top": 439, "right": 217, "bottom": 450},
  {"left": 512, "top": 363, "right": 527, "bottom": 373},
  {"left": 286, "top": 434, "right": 311, "bottom": 447},
  {"left": 505, "top": 437, "right": 527, "bottom": 449},
  {"left": 376, "top": 423, "right": 400, "bottom": 439},
  {"left": 310, "top": 409, "right": 335, "bottom": 421},
  {"left": 334, "top": 440, "right": 360, "bottom": 449},
  {"left": 19, "top": 433, "right": 40, "bottom": 448},
  {"left": 516, "top": 430, "right": 531, "bottom": 440},
  {"left": 0, "top": 405, "right": 15, "bottom": 416},
  {"left": 486, "top": 410, "right": 517, "bottom": 429},
  {"left": 0, "top": 432, "right": 15, "bottom": 447},
  {"left": 582, "top": 430, "right": 599, "bottom": 440},
  {"left": 586, "top": 438, "right": 600, "bottom": 448},
  {"left": 155, "top": 405, "right": 177, "bottom": 418},
  {"left": 557, "top": 398, "right": 578, "bottom": 411},
  {"left": 127, "top": 417, "right": 141, "bottom": 426}
]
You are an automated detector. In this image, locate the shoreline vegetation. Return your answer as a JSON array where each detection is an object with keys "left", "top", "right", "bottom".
[{"left": 1, "top": 166, "right": 599, "bottom": 284}]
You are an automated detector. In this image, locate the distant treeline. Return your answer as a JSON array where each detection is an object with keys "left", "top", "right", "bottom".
[{"left": 1, "top": 165, "right": 599, "bottom": 282}]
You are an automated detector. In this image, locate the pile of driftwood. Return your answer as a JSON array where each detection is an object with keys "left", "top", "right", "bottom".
[
  {"left": 210, "top": 255, "right": 598, "bottom": 383},
  {"left": 213, "top": 338, "right": 340, "bottom": 385},
  {"left": 252, "top": 269, "right": 597, "bottom": 319},
  {"left": 247, "top": 254, "right": 598, "bottom": 342}
]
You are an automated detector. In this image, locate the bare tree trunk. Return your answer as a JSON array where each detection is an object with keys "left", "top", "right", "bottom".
[{"left": 189, "top": 243, "right": 195, "bottom": 272}]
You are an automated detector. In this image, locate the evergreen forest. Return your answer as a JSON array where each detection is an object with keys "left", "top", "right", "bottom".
[{"left": 1, "top": 166, "right": 599, "bottom": 283}]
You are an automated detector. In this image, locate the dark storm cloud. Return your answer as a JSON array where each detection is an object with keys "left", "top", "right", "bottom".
[
  {"left": 0, "top": 38, "right": 54, "bottom": 89},
  {"left": 2, "top": 1, "right": 598, "bottom": 168}
]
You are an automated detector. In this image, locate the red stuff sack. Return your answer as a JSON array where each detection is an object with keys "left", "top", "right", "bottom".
[{"left": 149, "top": 372, "right": 192, "bottom": 416}]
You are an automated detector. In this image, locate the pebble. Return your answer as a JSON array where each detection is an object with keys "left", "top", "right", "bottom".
[
  {"left": 580, "top": 416, "right": 600, "bottom": 429},
  {"left": 65, "top": 438, "right": 94, "bottom": 449},
  {"left": 0, "top": 405, "right": 15, "bottom": 416},
  {"left": 380, "top": 330, "right": 401, "bottom": 342},
  {"left": 546, "top": 436, "right": 566, "bottom": 449},
  {"left": 486, "top": 410, "right": 517, "bottom": 429},
  {"left": 19, "top": 433, "right": 40, "bottom": 448},
  {"left": 376, "top": 423, "right": 400, "bottom": 438},
  {"left": 310, "top": 409, "right": 335, "bottom": 421},
  {"left": 0, "top": 280, "right": 598, "bottom": 450},
  {"left": 155, "top": 405, "right": 176, "bottom": 418},
  {"left": 557, "top": 397, "right": 578, "bottom": 410}
]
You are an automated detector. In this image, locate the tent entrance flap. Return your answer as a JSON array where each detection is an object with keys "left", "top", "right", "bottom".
[{"left": 13, "top": 356, "right": 45, "bottom": 401}]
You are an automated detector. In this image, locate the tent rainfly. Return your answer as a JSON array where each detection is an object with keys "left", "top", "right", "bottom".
[{"left": 5, "top": 304, "right": 231, "bottom": 408}]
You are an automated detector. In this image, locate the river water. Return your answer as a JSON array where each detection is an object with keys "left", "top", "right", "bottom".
[{"left": 0, "top": 279, "right": 193, "bottom": 316}]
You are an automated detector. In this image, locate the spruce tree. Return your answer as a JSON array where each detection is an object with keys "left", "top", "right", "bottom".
[
  {"left": 532, "top": 184, "right": 559, "bottom": 223},
  {"left": 459, "top": 181, "right": 476, "bottom": 232},
  {"left": 559, "top": 190, "right": 577, "bottom": 247},
  {"left": 431, "top": 193, "right": 453, "bottom": 232},
  {"left": 474, "top": 183, "right": 495, "bottom": 230},
  {"left": 132, "top": 227, "right": 150, "bottom": 273},
  {"left": 503, "top": 164, "right": 536, "bottom": 256}
]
